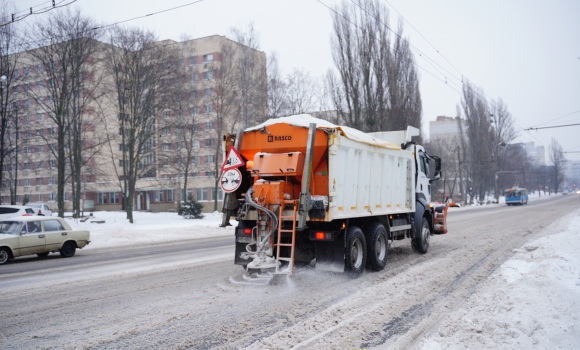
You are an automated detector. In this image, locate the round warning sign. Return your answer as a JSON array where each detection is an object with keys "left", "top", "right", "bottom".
[{"left": 220, "top": 168, "right": 242, "bottom": 193}]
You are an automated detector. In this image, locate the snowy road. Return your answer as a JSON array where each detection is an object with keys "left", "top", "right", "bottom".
[{"left": 0, "top": 195, "right": 578, "bottom": 349}]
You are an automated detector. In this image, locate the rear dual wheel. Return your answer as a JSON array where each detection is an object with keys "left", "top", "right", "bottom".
[
  {"left": 365, "top": 223, "right": 388, "bottom": 271},
  {"left": 345, "top": 226, "right": 366, "bottom": 276}
]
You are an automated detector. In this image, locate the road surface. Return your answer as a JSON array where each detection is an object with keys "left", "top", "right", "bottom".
[{"left": 0, "top": 194, "right": 577, "bottom": 349}]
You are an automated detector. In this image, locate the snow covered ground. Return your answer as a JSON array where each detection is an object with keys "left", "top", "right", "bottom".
[
  {"left": 63, "top": 210, "right": 236, "bottom": 250},
  {"left": 418, "top": 208, "right": 580, "bottom": 349}
]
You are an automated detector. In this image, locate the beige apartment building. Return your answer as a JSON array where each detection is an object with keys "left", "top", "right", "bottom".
[{"left": 1, "top": 35, "right": 266, "bottom": 213}]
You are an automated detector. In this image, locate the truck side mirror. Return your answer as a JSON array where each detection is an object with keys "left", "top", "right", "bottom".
[{"left": 430, "top": 156, "right": 441, "bottom": 183}]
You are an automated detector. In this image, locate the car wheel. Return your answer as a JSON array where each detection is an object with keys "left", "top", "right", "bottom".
[
  {"left": 412, "top": 217, "right": 430, "bottom": 254},
  {"left": 344, "top": 226, "right": 366, "bottom": 276},
  {"left": 37, "top": 252, "right": 49, "bottom": 257},
  {"left": 364, "top": 223, "right": 388, "bottom": 271},
  {"left": 60, "top": 242, "right": 76, "bottom": 258},
  {"left": 0, "top": 248, "right": 10, "bottom": 265}
]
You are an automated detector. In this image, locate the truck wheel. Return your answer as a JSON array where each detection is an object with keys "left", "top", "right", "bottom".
[
  {"left": 345, "top": 226, "right": 366, "bottom": 276},
  {"left": 365, "top": 223, "right": 388, "bottom": 271},
  {"left": 412, "top": 217, "right": 430, "bottom": 254}
]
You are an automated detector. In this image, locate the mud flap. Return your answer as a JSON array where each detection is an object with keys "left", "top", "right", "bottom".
[{"left": 315, "top": 239, "right": 344, "bottom": 273}]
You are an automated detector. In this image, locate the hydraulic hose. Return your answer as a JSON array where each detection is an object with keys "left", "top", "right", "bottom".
[{"left": 244, "top": 187, "right": 278, "bottom": 254}]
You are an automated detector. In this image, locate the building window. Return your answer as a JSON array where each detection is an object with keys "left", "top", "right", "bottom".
[
  {"left": 24, "top": 67, "right": 31, "bottom": 76},
  {"left": 25, "top": 114, "right": 32, "bottom": 122},
  {"left": 36, "top": 82, "right": 43, "bottom": 93},
  {"left": 190, "top": 107, "right": 199, "bottom": 116},
  {"left": 213, "top": 187, "right": 224, "bottom": 201},
  {"left": 98, "top": 192, "right": 107, "bottom": 204},
  {"left": 64, "top": 192, "right": 69, "bottom": 201},
  {"left": 204, "top": 104, "right": 213, "bottom": 114},
  {"left": 167, "top": 189, "right": 174, "bottom": 202},
  {"left": 203, "top": 54, "right": 213, "bottom": 63},
  {"left": 180, "top": 188, "right": 193, "bottom": 201},
  {"left": 23, "top": 162, "right": 32, "bottom": 170},
  {"left": 206, "top": 155, "right": 215, "bottom": 163},
  {"left": 162, "top": 143, "right": 170, "bottom": 151},
  {"left": 36, "top": 177, "right": 44, "bottom": 185},
  {"left": 190, "top": 73, "right": 198, "bottom": 82},
  {"left": 24, "top": 146, "right": 32, "bottom": 154},
  {"left": 36, "top": 194, "right": 43, "bottom": 202},
  {"left": 191, "top": 90, "right": 198, "bottom": 100},
  {"left": 205, "top": 121, "right": 213, "bottom": 130},
  {"left": 48, "top": 193, "right": 56, "bottom": 202},
  {"left": 204, "top": 88, "right": 213, "bottom": 97},
  {"left": 196, "top": 187, "right": 209, "bottom": 201},
  {"left": 193, "top": 140, "right": 200, "bottom": 149},
  {"left": 36, "top": 129, "right": 43, "bottom": 137},
  {"left": 188, "top": 56, "right": 198, "bottom": 66},
  {"left": 24, "top": 178, "right": 31, "bottom": 187},
  {"left": 110, "top": 192, "right": 119, "bottom": 204},
  {"left": 155, "top": 190, "right": 164, "bottom": 202},
  {"left": 49, "top": 160, "right": 56, "bottom": 169},
  {"left": 162, "top": 127, "right": 170, "bottom": 135},
  {"left": 37, "top": 64, "right": 43, "bottom": 73},
  {"left": 163, "top": 110, "right": 170, "bottom": 119},
  {"left": 205, "top": 138, "right": 214, "bottom": 147},
  {"left": 203, "top": 71, "right": 213, "bottom": 80},
  {"left": 48, "top": 177, "right": 56, "bottom": 185},
  {"left": 36, "top": 161, "right": 44, "bottom": 169}
]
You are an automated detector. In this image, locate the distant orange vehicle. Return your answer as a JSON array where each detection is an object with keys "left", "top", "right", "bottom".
[{"left": 221, "top": 115, "right": 447, "bottom": 276}]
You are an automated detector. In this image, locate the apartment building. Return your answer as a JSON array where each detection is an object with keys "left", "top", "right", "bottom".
[{"left": 0, "top": 35, "right": 267, "bottom": 213}]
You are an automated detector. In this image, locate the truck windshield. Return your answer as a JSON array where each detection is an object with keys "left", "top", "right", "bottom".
[{"left": 0, "top": 221, "right": 23, "bottom": 235}]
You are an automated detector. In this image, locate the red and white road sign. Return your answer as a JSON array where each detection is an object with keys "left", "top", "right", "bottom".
[
  {"left": 220, "top": 168, "right": 242, "bottom": 193},
  {"left": 221, "top": 146, "right": 244, "bottom": 172}
]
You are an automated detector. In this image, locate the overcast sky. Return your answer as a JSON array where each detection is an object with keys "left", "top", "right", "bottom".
[{"left": 13, "top": 0, "right": 580, "bottom": 161}]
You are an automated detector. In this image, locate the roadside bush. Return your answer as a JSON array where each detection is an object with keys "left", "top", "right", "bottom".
[{"left": 178, "top": 195, "right": 205, "bottom": 219}]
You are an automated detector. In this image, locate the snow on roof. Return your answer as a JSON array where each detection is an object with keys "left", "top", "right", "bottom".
[{"left": 245, "top": 114, "right": 401, "bottom": 150}]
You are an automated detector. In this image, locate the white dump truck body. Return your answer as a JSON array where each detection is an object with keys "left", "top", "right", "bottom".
[{"left": 326, "top": 130, "right": 416, "bottom": 220}]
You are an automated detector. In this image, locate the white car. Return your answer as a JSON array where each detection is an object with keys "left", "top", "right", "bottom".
[
  {"left": 0, "top": 216, "right": 90, "bottom": 265},
  {"left": 0, "top": 205, "right": 35, "bottom": 219},
  {"left": 24, "top": 203, "right": 53, "bottom": 216}
]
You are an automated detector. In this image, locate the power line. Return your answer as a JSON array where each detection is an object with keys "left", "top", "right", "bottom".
[
  {"left": 315, "top": 0, "right": 464, "bottom": 99},
  {"left": 2, "top": 0, "right": 205, "bottom": 51},
  {"left": 530, "top": 109, "right": 580, "bottom": 128},
  {"left": 381, "top": 0, "right": 463, "bottom": 77},
  {"left": 525, "top": 123, "right": 580, "bottom": 131},
  {"left": 0, "top": 0, "right": 77, "bottom": 28}
]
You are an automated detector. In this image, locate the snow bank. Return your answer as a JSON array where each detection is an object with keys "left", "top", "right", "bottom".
[
  {"left": 419, "top": 210, "right": 580, "bottom": 349},
  {"left": 63, "top": 211, "right": 236, "bottom": 250}
]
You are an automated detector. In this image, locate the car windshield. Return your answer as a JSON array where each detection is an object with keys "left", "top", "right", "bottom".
[{"left": 0, "top": 221, "right": 23, "bottom": 235}]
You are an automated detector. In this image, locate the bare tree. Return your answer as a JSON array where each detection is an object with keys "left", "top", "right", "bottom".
[
  {"left": 459, "top": 80, "right": 492, "bottom": 203},
  {"left": 229, "top": 23, "right": 267, "bottom": 127},
  {"left": 285, "top": 68, "right": 317, "bottom": 115},
  {"left": 489, "top": 98, "right": 517, "bottom": 201},
  {"left": 0, "top": 1, "right": 23, "bottom": 202},
  {"left": 386, "top": 23, "right": 422, "bottom": 134},
  {"left": 104, "top": 26, "right": 174, "bottom": 223},
  {"left": 205, "top": 39, "right": 243, "bottom": 210},
  {"left": 328, "top": 0, "right": 421, "bottom": 133},
  {"left": 548, "top": 138, "right": 566, "bottom": 193},
  {"left": 27, "top": 8, "right": 103, "bottom": 217},
  {"left": 266, "top": 51, "right": 288, "bottom": 118}
]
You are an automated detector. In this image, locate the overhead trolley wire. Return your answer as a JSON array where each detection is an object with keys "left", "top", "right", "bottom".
[{"left": 2, "top": 0, "right": 205, "bottom": 51}]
